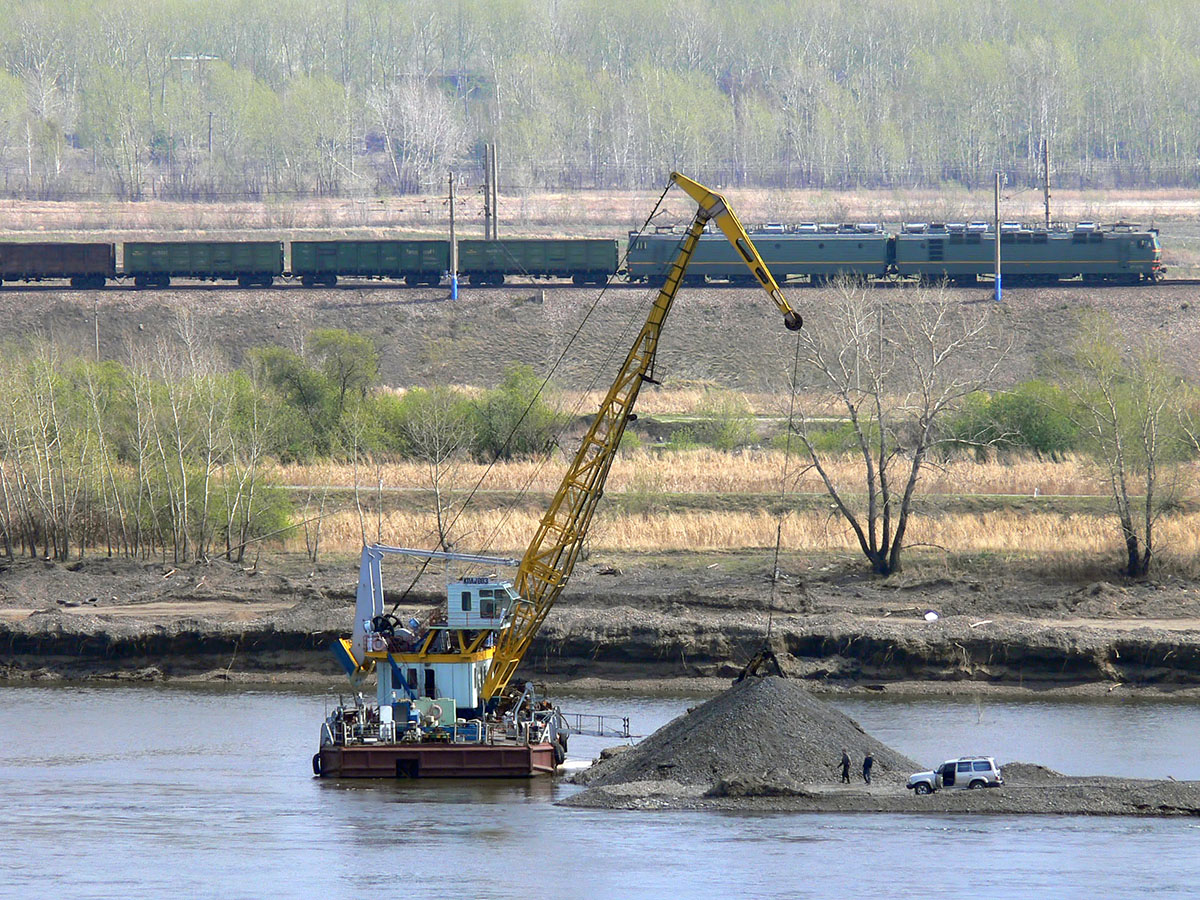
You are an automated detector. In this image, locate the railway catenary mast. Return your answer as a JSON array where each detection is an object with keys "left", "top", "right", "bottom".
[{"left": 480, "top": 172, "right": 803, "bottom": 701}]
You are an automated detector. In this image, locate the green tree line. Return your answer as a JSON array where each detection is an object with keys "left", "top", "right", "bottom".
[
  {"left": 1, "top": 0, "right": 1198, "bottom": 199},
  {"left": 0, "top": 327, "right": 564, "bottom": 561}
]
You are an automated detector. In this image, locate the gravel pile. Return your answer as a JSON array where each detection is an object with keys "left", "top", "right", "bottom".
[{"left": 573, "top": 676, "right": 918, "bottom": 792}]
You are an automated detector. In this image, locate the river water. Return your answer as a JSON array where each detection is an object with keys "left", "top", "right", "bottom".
[{"left": 3, "top": 685, "right": 1199, "bottom": 900}]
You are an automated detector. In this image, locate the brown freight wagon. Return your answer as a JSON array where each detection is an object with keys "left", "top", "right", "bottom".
[{"left": 0, "top": 243, "right": 115, "bottom": 288}]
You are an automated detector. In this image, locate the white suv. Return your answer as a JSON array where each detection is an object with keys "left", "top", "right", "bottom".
[{"left": 906, "top": 757, "right": 1003, "bottom": 794}]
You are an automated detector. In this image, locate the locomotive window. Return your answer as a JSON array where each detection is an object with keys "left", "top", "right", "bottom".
[
  {"left": 1017, "top": 233, "right": 1031, "bottom": 243},
  {"left": 818, "top": 243, "right": 824, "bottom": 249},
  {"left": 966, "top": 234, "right": 981, "bottom": 244},
  {"left": 461, "top": 591, "right": 471, "bottom": 611},
  {"left": 1034, "top": 233, "right": 1048, "bottom": 243},
  {"left": 1072, "top": 233, "right": 1087, "bottom": 243},
  {"left": 1090, "top": 233, "right": 1103, "bottom": 243},
  {"left": 950, "top": 234, "right": 963, "bottom": 244},
  {"left": 1001, "top": 233, "right": 1014, "bottom": 244},
  {"left": 857, "top": 243, "right": 863, "bottom": 248}
]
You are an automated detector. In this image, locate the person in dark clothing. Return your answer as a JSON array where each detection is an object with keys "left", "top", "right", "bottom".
[
  {"left": 837, "top": 749, "right": 851, "bottom": 784},
  {"left": 863, "top": 753, "right": 874, "bottom": 785}
]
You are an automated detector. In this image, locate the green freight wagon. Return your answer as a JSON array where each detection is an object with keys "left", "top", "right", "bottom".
[
  {"left": 122, "top": 241, "right": 284, "bottom": 287},
  {"left": 0, "top": 242, "right": 114, "bottom": 288},
  {"left": 892, "top": 223, "right": 1165, "bottom": 284},
  {"left": 457, "top": 239, "right": 619, "bottom": 286},
  {"left": 626, "top": 226, "right": 891, "bottom": 284},
  {"left": 290, "top": 240, "right": 449, "bottom": 286}
]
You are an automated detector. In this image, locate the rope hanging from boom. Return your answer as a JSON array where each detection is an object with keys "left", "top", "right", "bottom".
[
  {"left": 767, "top": 329, "right": 805, "bottom": 640},
  {"left": 744, "top": 328, "right": 805, "bottom": 683}
]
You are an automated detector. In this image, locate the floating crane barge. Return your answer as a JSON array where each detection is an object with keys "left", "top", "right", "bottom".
[
  {"left": 314, "top": 547, "right": 568, "bottom": 778},
  {"left": 313, "top": 173, "right": 802, "bottom": 778}
]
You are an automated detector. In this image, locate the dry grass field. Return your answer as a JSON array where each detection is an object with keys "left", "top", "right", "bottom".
[
  {"left": 303, "top": 505, "right": 1200, "bottom": 573},
  {"left": 273, "top": 450, "right": 1171, "bottom": 498},
  {"left": 278, "top": 449, "right": 1200, "bottom": 576}
]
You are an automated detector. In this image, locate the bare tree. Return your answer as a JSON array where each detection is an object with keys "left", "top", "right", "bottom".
[
  {"left": 367, "top": 76, "right": 464, "bottom": 193},
  {"left": 82, "top": 364, "right": 129, "bottom": 557},
  {"left": 1180, "top": 385, "right": 1200, "bottom": 457},
  {"left": 398, "top": 386, "right": 473, "bottom": 552},
  {"left": 1064, "top": 314, "right": 1185, "bottom": 578},
  {"left": 785, "top": 280, "right": 1010, "bottom": 575},
  {"left": 300, "top": 485, "right": 330, "bottom": 567},
  {"left": 221, "top": 376, "right": 272, "bottom": 563}
]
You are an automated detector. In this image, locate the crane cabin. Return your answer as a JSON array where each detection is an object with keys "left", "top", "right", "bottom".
[
  {"left": 336, "top": 547, "right": 525, "bottom": 721},
  {"left": 383, "top": 575, "right": 518, "bottom": 716}
]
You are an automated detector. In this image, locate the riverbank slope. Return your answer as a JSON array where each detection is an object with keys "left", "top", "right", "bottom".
[{"left": 2, "top": 554, "right": 1199, "bottom": 694}]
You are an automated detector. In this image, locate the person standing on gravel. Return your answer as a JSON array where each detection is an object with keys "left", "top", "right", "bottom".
[
  {"left": 863, "top": 753, "right": 874, "bottom": 785},
  {"left": 837, "top": 749, "right": 851, "bottom": 783}
]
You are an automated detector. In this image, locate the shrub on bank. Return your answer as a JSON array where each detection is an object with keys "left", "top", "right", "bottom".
[{"left": 949, "top": 381, "right": 1079, "bottom": 459}]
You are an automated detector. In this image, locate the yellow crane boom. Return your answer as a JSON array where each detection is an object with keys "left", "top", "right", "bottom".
[{"left": 481, "top": 173, "right": 802, "bottom": 701}]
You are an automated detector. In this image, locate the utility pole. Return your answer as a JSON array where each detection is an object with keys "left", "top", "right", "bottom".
[
  {"left": 490, "top": 143, "right": 499, "bottom": 239},
  {"left": 1041, "top": 136, "right": 1051, "bottom": 228},
  {"left": 94, "top": 297, "right": 100, "bottom": 361},
  {"left": 449, "top": 171, "right": 459, "bottom": 300},
  {"left": 994, "top": 171, "right": 1002, "bottom": 303},
  {"left": 482, "top": 144, "right": 493, "bottom": 239}
]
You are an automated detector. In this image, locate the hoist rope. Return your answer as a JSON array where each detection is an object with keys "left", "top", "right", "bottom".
[{"left": 766, "top": 328, "right": 804, "bottom": 642}]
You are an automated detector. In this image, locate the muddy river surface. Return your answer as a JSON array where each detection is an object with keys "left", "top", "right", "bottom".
[{"left": 3, "top": 685, "right": 1199, "bottom": 899}]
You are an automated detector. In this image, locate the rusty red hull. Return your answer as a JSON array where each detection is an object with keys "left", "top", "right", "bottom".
[{"left": 316, "top": 742, "right": 558, "bottom": 778}]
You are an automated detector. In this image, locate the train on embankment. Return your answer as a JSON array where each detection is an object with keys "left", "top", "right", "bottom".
[{"left": 0, "top": 220, "right": 1164, "bottom": 289}]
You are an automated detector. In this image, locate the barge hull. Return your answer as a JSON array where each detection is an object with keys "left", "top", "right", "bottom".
[{"left": 317, "top": 743, "right": 557, "bottom": 778}]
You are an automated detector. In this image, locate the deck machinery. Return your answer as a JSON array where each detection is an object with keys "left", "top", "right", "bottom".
[
  {"left": 313, "top": 173, "right": 802, "bottom": 778},
  {"left": 314, "top": 546, "right": 570, "bottom": 778}
]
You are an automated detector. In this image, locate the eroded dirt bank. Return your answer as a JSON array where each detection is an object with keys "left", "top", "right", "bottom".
[{"left": 2, "top": 556, "right": 1200, "bottom": 694}]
